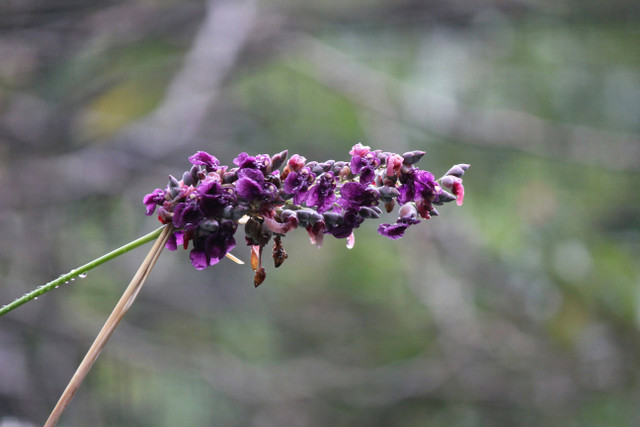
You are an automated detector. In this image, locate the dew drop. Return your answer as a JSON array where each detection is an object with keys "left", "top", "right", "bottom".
[
  {"left": 34, "top": 297, "right": 38, "bottom": 300},
  {"left": 55, "top": 285, "right": 59, "bottom": 289},
  {"left": 70, "top": 277, "right": 75, "bottom": 281},
  {"left": 79, "top": 272, "right": 88, "bottom": 279},
  {"left": 64, "top": 281, "right": 69, "bottom": 284}
]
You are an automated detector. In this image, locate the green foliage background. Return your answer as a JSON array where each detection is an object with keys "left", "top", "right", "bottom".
[{"left": 1, "top": 0, "right": 639, "bottom": 425}]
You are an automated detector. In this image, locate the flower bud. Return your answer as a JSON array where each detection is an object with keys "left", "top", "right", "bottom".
[
  {"left": 332, "top": 161, "right": 347, "bottom": 175},
  {"left": 270, "top": 150, "right": 289, "bottom": 172},
  {"left": 358, "top": 206, "right": 380, "bottom": 219},
  {"left": 287, "top": 154, "right": 306, "bottom": 172},
  {"left": 339, "top": 165, "right": 351, "bottom": 178},
  {"left": 402, "top": 150, "right": 426, "bottom": 165},
  {"left": 222, "top": 205, "right": 246, "bottom": 220},
  {"left": 322, "top": 211, "right": 344, "bottom": 227},
  {"left": 222, "top": 171, "right": 237, "bottom": 184},
  {"left": 272, "top": 236, "right": 288, "bottom": 268},
  {"left": 199, "top": 219, "right": 219, "bottom": 232},
  {"left": 435, "top": 190, "right": 456, "bottom": 205},
  {"left": 296, "top": 209, "right": 323, "bottom": 227},
  {"left": 445, "top": 164, "right": 470, "bottom": 178},
  {"left": 398, "top": 203, "right": 419, "bottom": 223},
  {"left": 378, "top": 186, "right": 400, "bottom": 202},
  {"left": 254, "top": 267, "right": 266, "bottom": 287},
  {"left": 384, "top": 200, "right": 395, "bottom": 213},
  {"left": 182, "top": 170, "right": 195, "bottom": 186}
]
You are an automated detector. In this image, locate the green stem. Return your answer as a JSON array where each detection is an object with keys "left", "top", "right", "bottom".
[{"left": 0, "top": 225, "right": 167, "bottom": 317}]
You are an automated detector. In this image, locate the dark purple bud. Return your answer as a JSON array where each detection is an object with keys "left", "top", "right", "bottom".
[
  {"left": 168, "top": 174, "right": 180, "bottom": 188},
  {"left": 320, "top": 160, "right": 335, "bottom": 171},
  {"left": 222, "top": 205, "right": 246, "bottom": 220},
  {"left": 189, "top": 165, "right": 200, "bottom": 183},
  {"left": 378, "top": 223, "right": 409, "bottom": 240},
  {"left": 296, "top": 209, "right": 323, "bottom": 227},
  {"left": 377, "top": 151, "right": 390, "bottom": 163},
  {"left": 322, "top": 211, "right": 344, "bottom": 227},
  {"left": 332, "top": 161, "right": 347, "bottom": 175},
  {"left": 223, "top": 171, "right": 238, "bottom": 184},
  {"left": 358, "top": 206, "right": 380, "bottom": 219},
  {"left": 402, "top": 150, "right": 426, "bottom": 165},
  {"left": 270, "top": 150, "right": 289, "bottom": 172},
  {"left": 200, "top": 219, "right": 219, "bottom": 232},
  {"left": 379, "top": 186, "right": 400, "bottom": 202},
  {"left": 182, "top": 170, "right": 195, "bottom": 186},
  {"left": 436, "top": 189, "right": 456, "bottom": 205},
  {"left": 445, "top": 164, "right": 470, "bottom": 178}
]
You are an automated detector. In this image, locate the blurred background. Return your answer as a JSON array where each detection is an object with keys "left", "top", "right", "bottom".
[{"left": 1, "top": 0, "right": 639, "bottom": 425}]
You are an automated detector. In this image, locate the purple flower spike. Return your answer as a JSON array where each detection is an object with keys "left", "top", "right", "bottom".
[{"left": 143, "top": 145, "right": 468, "bottom": 284}]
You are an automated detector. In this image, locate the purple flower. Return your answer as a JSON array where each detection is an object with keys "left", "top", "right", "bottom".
[
  {"left": 350, "top": 151, "right": 380, "bottom": 176},
  {"left": 338, "top": 182, "right": 380, "bottom": 210},
  {"left": 143, "top": 188, "right": 165, "bottom": 215},
  {"left": 143, "top": 146, "right": 469, "bottom": 281},
  {"left": 189, "top": 220, "right": 237, "bottom": 270},
  {"left": 235, "top": 168, "right": 277, "bottom": 203},
  {"left": 283, "top": 167, "right": 315, "bottom": 204},
  {"left": 325, "top": 208, "right": 364, "bottom": 239},
  {"left": 198, "top": 176, "right": 237, "bottom": 218},
  {"left": 165, "top": 231, "right": 185, "bottom": 251},
  {"left": 378, "top": 204, "right": 421, "bottom": 240},
  {"left": 189, "top": 151, "right": 220, "bottom": 170},
  {"left": 233, "top": 152, "right": 270, "bottom": 170},
  {"left": 377, "top": 223, "right": 409, "bottom": 240},
  {"left": 398, "top": 169, "right": 438, "bottom": 205},
  {"left": 306, "top": 172, "right": 337, "bottom": 213},
  {"left": 414, "top": 170, "right": 438, "bottom": 203},
  {"left": 172, "top": 201, "right": 202, "bottom": 229}
]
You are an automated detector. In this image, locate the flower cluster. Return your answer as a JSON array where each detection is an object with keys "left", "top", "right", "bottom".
[{"left": 143, "top": 144, "right": 469, "bottom": 286}]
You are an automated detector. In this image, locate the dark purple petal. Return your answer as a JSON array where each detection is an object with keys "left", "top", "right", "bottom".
[
  {"left": 189, "top": 249, "right": 208, "bottom": 270},
  {"left": 165, "top": 233, "right": 178, "bottom": 251},
  {"left": 236, "top": 177, "right": 263, "bottom": 200},
  {"left": 350, "top": 155, "right": 365, "bottom": 174},
  {"left": 172, "top": 202, "right": 202, "bottom": 228},
  {"left": 414, "top": 170, "right": 437, "bottom": 202},
  {"left": 359, "top": 167, "right": 375, "bottom": 185},
  {"left": 378, "top": 223, "right": 409, "bottom": 240},
  {"left": 189, "top": 151, "right": 220, "bottom": 168},
  {"left": 233, "top": 152, "right": 253, "bottom": 168},
  {"left": 143, "top": 189, "right": 165, "bottom": 215}
]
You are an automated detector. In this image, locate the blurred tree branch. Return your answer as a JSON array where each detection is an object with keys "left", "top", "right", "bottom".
[{"left": 287, "top": 35, "right": 640, "bottom": 172}]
